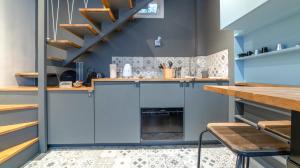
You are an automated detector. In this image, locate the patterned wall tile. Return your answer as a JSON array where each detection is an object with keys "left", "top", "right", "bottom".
[{"left": 111, "top": 49, "right": 228, "bottom": 78}]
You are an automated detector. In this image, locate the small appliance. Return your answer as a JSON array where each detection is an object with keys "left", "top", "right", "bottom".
[{"left": 122, "top": 64, "right": 132, "bottom": 78}]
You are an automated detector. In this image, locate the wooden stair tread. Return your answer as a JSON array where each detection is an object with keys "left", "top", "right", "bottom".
[
  {"left": 207, "top": 122, "right": 290, "bottom": 153},
  {"left": 60, "top": 24, "right": 99, "bottom": 39},
  {"left": 15, "top": 72, "right": 57, "bottom": 78},
  {"left": 258, "top": 120, "right": 291, "bottom": 140},
  {"left": 47, "top": 56, "right": 65, "bottom": 62},
  {"left": 0, "top": 86, "right": 38, "bottom": 92},
  {"left": 15, "top": 72, "right": 38, "bottom": 78},
  {"left": 0, "top": 121, "right": 38, "bottom": 136},
  {"left": 0, "top": 138, "right": 38, "bottom": 165},
  {"left": 79, "top": 8, "right": 116, "bottom": 27},
  {"left": 47, "top": 40, "right": 81, "bottom": 50},
  {"left": 0, "top": 104, "right": 38, "bottom": 112},
  {"left": 102, "top": 0, "right": 135, "bottom": 9}
]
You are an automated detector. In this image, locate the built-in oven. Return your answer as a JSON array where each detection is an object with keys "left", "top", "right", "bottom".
[{"left": 141, "top": 107, "right": 184, "bottom": 141}]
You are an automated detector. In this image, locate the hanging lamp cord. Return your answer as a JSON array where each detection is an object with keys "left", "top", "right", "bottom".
[
  {"left": 50, "top": 0, "right": 60, "bottom": 40},
  {"left": 67, "top": 0, "right": 75, "bottom": 24},
  {"left": 84, "top": 0, "right": 89, "bottom": 8}
]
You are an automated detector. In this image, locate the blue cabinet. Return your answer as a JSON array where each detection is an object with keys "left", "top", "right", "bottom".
[
  {"left": 48, "top": 91, "right": 95, "bottom": 144},
  {"left": 95, "top": 82, "right": 140, "bottom": 143},
  {"left": 184, "top": 82, "right": 228, "bottom": 141}
]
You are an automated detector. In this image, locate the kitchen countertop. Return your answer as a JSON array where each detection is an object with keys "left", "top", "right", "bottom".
[
  {"left": 92, "top": 77, "right": 229, "bottom": 82},
  {"left": 0, "top": 78, "right": 229, "bottom": 92}
]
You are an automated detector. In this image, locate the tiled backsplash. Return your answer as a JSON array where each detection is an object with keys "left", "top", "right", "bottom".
[{"left": 112, "top": 49, "right": 228, "bottom": 78}]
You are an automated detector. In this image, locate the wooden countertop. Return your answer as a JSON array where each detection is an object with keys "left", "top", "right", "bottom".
[
  {"left": 47, "top": 87, "right": 93, "bottom": 91},
  {"left": 93, "top": 77, "right": 229, "bottom": 82},
  {"left": 204, "top": 85, "right": 300, "bottom": 112}
]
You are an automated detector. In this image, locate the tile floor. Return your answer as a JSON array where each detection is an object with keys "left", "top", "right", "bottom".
[{"left": 23, "top": 145, "right": 236, "bottom": 168}]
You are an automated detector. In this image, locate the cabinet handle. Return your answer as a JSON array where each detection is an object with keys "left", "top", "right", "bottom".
[{"left": 134, "top": 81, "right": 140, "bottom": 87}]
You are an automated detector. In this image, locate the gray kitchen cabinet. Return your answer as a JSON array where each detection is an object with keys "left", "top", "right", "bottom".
[
  {"left": 140, "top": 82, "right": 185, "bottom": 108},
  {"left": 95, "top": 82, "right": 140, "bottom": 143},
  {"left": 184, "top": 82, "right": 229, "bottom": 141},
  {"left": 48, "top": 91, "right": 94, "bottom": 144}
]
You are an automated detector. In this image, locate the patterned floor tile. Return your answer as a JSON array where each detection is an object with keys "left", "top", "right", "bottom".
[{"left": 22, "top": 145, "right": 236, "bottom": 168}]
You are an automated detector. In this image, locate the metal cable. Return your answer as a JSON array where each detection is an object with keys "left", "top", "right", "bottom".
[
  {"left": 50, "top": 0, "right": 60, "bottom": 40},
  {"left": 67, "top": 0, "right": 75, "bottom": 24},
  {"left": 84, "top": 0, "right": 89, "bottom": 8}
]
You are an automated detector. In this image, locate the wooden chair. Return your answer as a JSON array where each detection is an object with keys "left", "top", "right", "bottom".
[{"left": 197, "top": 122, "right": 290, "bottom": 168}]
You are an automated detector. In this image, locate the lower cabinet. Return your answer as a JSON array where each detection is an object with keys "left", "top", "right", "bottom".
[
  {"left": 48, "top": 91, "right": 94, "bottom": 144},
  {"left": 184, "top": 82, "right": 229, "bottom": 141},
  {"left": 95, "top": 82, "right": 140, "bottom": 143}
]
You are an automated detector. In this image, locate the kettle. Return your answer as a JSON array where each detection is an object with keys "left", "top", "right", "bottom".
[{"left": 123, "top": 64, "right": 132, "bottom": 78}]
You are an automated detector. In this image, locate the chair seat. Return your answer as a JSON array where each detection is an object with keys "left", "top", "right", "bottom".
[
  {"left": 258, "top": 120, "right": 291, "bottom": 140},
  {"left": 207, "top": 122, "right": 290, "bottom": 157}
]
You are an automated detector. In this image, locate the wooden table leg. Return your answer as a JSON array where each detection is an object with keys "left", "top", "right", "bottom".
[{"left": 288, "top": 111, "right": 300, "bottom": 167}]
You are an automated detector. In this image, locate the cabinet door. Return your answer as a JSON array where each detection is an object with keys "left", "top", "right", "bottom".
[
  {"left": 185, "top": 82, "right": 228, "bottom": 141},
  {"left": 48, "top": 91, "right": 94, "bottom": 144},
  {"left": 140, "top": 82, "right": 185, "bottom": 108},
  {"left": 95, "top": 82, "right": 140, "bottom": 143}
]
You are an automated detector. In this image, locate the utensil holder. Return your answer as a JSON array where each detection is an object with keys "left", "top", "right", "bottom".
[{"left": 163, "top": 68, "right": 174, "bottom": 79}]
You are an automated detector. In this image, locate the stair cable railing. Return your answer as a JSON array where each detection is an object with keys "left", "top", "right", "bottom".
[
  {"left": 67, "top": 0, "right": 75, "bottom": 24},
  {"left": 83, "top": 0, "right": 89, "bottom": 8},
  {"left": 50, "top": 0, "right": 60, "bottom": 40},
  {"left": 47, "top": 0, "right": 50, "bottom": 40}
]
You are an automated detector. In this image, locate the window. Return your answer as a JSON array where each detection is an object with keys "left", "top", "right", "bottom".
[{"left": 134, "top": 0, "right": 164, "bottom": 19}]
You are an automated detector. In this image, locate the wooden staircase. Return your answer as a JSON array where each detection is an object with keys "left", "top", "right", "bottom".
[
  {"left": 0, "top": 104, "right": 39, "bottom": 168},
  {"left": 47, "top": 0, "right": 153, "bottom": 66}
]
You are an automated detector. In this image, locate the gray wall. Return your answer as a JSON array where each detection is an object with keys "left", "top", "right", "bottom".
[
  {"left": 48, "top": 0, "right": 198, "bottom": 76},
  {"left": 0, "top": 0, "right": 36, "bottom": 86}
]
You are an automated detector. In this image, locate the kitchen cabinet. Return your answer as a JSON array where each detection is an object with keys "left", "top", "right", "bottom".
[
  {"left": 95, "top": 82, "right": 140, "bottom": 143},
  {"left": 184, "top": 82, "right": 228, "bottom": 141},
  {"left": 140, "top": 82, "right": 185, "bottom": 108},
  {"left": 48, "top": 91, "right": 94, "bottom": 144}
]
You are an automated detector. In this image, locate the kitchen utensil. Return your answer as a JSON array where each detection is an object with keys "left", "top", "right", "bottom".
[
  {"left": 246, "top": 51, "right": 253, "bottom": 56},
  {"left": 123, "top": 64, "right": 133, "bottom": 78},
  {"left": 168, "top": 61, "right": 173, "bottom": 68},
  {"left": 163, "top": 68, "right": 174, "bottom": 79},
  {"left": 110, "top": 64, "right": 117, "bottom": 78},
  {"left": 60, "top": 70, "right": 77, "bottom": 83},
  {"left": 85, "top": 69, "right": 97, "bottom": 86},
  {"left": 238, "top": 53, "right": 247, "bottom": 57},
  {"left": 277, "top": 43, "right": 283, "bottom": 51},
  {"left": 201, "top": 70, "right": 209, "bottom": 78},
  {"left": 261, "top": 47, "right": 269, "bottom": 53}
]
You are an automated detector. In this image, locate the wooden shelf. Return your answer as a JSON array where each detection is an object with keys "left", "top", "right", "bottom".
[
  {"left": 0, "top": 138, "right": 38, "bottom": 165},
  {"left": 60, "top": 24, "right": 99, "bottom": 39},
  {"left": 0, "top": 121, "right": 38, "bottom": 136},
  {"left": 47, "top": 56, "right": 65, "bottom": 62},
  {"left": 47, "top": 40, "right": 81, "bottom": 50},
  {"left": 15, "top": 72, "right": 38, "bottom": 78},
  {"left": 102, "top": 0, "right": 135, "bottom": 9},
  {"left": 0, "top": 104, "right": 38, "bottom": 112},
  {"left": 235, "top": 46, "right": 300, "bottom": 61},
  {"left": 79, "top": 8, "right": 116, "bottom": 28}
]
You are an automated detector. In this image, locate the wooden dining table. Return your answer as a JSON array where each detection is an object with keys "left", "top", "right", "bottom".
[{"left": 204, "top": 85, "right": 300, "bottom": 168}]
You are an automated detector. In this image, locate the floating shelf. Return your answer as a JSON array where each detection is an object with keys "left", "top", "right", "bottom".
[{"left": 235, "top": 47, "right": 300, "bottom": 61}]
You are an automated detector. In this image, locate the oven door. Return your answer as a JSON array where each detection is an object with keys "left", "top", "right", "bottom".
[{"left": 141, "top": 108, "right": 184, "bottom": 141}]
